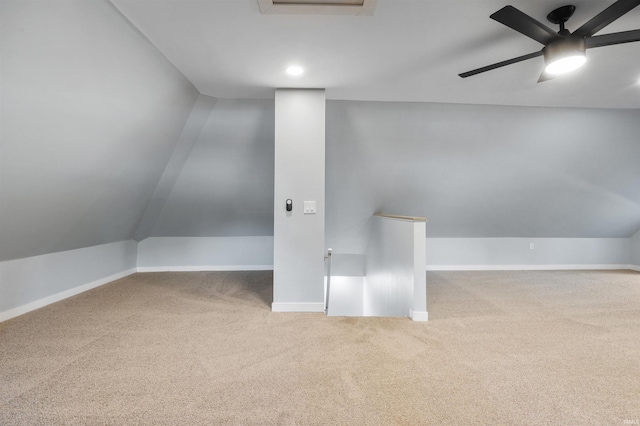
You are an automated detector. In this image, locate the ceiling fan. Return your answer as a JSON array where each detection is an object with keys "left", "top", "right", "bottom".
[{"left": 459, "top": 0, "right": 640, "bottom": 81}]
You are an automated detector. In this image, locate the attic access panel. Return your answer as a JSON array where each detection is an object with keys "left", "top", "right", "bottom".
[
  {"left": 257, "top": 0, "right": 377, "bottom": 15},
  {"left": 276, "top": 0, "right": 364, "bottom": 3}
]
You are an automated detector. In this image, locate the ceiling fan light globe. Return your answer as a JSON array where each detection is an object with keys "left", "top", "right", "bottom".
[{"left": 545, "top": 54, "right": 587, "bottom": 75}]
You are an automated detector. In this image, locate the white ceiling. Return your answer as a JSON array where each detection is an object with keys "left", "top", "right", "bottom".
[{"left": 111, "top": 0, "right": 640, "bottom": 108}]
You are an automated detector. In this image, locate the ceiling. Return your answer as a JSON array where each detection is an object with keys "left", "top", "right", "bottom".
[{"left": 111, "top": 0, "right": 640, "bottom": 108}]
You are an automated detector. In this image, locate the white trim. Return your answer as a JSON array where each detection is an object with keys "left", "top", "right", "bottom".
[
  {"left": 409, "top": 309, "right": 428, "bottom": 322},
  {"left": 629, "top": 265, "right": 640, "bottom": 272},
  {"left": 426, "top": 264, "right": 633, "bottom": 272},
  {"left": 0, "top": 268, "right": 136, "bottom": 323},
  {"left": 257, "top": 0, "right": 377, "bottom": 16},
  {"left": 272, "top": 302, "right": 325, "bottom": 313},
  {"left": 136, "top": 265, "right": 273, "bottom": 272}
]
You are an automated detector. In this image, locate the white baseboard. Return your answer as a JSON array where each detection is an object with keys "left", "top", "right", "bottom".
[
  {"left": 629, "top": 265, "right": 640, "bottom": 272},
  {"left": 0, "top": 268, "right": 137, "bottom": 323},
  {"left": 409, "top": 309, "right": 428, "bottom": 322},
  {"left": 136, "top": 265, "right": 274, "bottom": 272},
  {"left": 426, "top": 264, "right": 633, "bottom": 272},
  {"left": 272, "top": 302, "right": 325, "bottom": 313}
]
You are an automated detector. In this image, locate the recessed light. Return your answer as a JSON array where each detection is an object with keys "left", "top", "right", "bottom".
[{"left": 286, "top": 66, "right": 304, "bottom": 76}]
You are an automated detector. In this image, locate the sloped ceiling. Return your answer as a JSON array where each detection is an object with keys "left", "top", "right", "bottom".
[
  {"left": 0, "top": 0, "right": 198, "bottom": 261},
  {"left": 112, "top": 0, "right": 640, "bottom": 108}
]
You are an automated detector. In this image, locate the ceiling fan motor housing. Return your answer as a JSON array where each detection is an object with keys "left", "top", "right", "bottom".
[
  {"left": 547, "top": 5, "right": 576, "bottom": 25},
  {"left": 543, "top": 35, "right": 586, "bottom": 63}
]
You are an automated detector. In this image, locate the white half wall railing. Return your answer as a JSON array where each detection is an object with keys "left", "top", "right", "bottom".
[
  {"left": 364, "top": 214, "right": 428, "bottom": 321},
  {"left": 326, "top": 213, "right": 428, "bottom": 321}
]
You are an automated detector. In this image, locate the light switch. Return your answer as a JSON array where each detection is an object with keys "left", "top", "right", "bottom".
[{"left": 303, "top": 201, "right": 316, "bottom": 214}]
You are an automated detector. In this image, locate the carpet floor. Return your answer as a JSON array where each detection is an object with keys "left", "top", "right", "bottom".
[{"left": 1, "top": 270, "right": 639, "bottom": 425}]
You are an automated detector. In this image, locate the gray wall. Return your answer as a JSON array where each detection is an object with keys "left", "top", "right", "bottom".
[
  {"left": 128, "top": 98, "right": 639, "bottom": 269},
  {"left": 147, "top": 99, "right": 274, "bottom": 237},
  {"left": 0, "top": 241, "right": 137, "bottom": 320},
  {"left": 0, "top": 0, "right": 198, "bottom": 261},
  {"left": 137, "top": 237, "right": 273, "bottom": 270},
  {"left": 425, "top": 238, "right": 630, "bottom": 269},
  {"left": 326, "top": 101, "right": 640, "bottom": 254},
  {"left": 148, "top": 98, "right": 640, "bottom": 255}
]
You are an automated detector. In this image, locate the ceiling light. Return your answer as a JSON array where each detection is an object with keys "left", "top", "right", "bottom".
[
  {"left": 543, "top": 37, "right": 586, "bottom": 75},
  {"left": 286, "top": 66, "right": 304, "bottom": 76}
]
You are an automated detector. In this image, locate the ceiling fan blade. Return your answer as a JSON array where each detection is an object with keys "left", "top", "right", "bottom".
[
  {"left": 490, "top": 6, "right": 560, "bottom": 45},
  {"left": 459, "top": 51, "right": 543, "bottom": 78},
  {"left": 585, "top": 29, "right": 640, "bottom": 48},
  {"left": 537, "top": 71, "right": 555, "bottom": 83},
  {"left": 573, "top": 0, "right": 640, "bottom": 37}
]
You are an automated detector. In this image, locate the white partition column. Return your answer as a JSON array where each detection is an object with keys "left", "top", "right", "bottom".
[{"left": 272, "top": 89, "right": 326, "bottom": 312}]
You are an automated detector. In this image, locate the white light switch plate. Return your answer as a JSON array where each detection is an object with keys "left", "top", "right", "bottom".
[{"left": 303, "top": 201, "right": 316, "bottom": 214}]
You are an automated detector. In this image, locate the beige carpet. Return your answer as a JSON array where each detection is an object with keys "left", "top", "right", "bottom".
[{"left": 1, "top": 270, "right": 639, "bottom": 425}]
